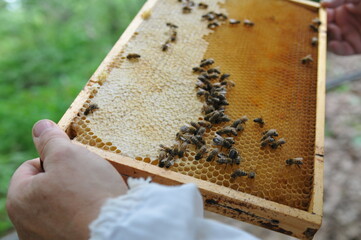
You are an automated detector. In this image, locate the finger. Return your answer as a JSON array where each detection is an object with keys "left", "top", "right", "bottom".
[
  {"left": 327, "top": 8, "right": 335, "bottom": 23},
  {"left": 321, "top": 0, "right": 345, "bottom": 8},
  {"left": 345, "top": 2, "right": 361, "bottom": 14},
  {"left": 321, "top": 0, "right": 360, "bottom": 8},
  {"left": 32, "top": 119, "right": 71, "bottom": 168},
  {"left": 344, "top": 31, "right": 361, "bottom": 53},
  {"left": 327, "top": 23, "right": 343, "bottom": 41},
  {"left": 329, "top": 40, "right": 355, "bottom": 55},
  {"left": 8, "top": 158, "right": 42, "bottom": 191}
]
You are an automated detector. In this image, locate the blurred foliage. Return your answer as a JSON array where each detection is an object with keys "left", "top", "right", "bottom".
[{"left": 0, "top": 0, "right": 145, "bottom": 235}]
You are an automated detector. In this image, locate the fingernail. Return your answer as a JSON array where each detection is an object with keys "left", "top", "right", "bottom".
[{"left": 33, "top": 120, "right": 54, "bottom": 137}]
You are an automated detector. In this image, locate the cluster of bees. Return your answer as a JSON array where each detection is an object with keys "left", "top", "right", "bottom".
[
  {"left": 202, "top": 11, "right": 254, "bottom": 29},
  {"left": 301, "top": 18, "right": 321, "bottom": 65},
  {"left": 260, "top": 129, "right": 286, "bottom": 149},
  {"left": 162, "top": 23, "right": 178, "bottom": 52},
  {"left": 309, "top": 17, "right": 321, "bottom": 33},
  {"left": 177, "top": 0, "right": 254, "bottom": 29},
  {"left": 177, "top": 0, "right": 208, "bottom": 13},
  {"left": 156, "top": 56, "right": 306, "bottom": 179}
]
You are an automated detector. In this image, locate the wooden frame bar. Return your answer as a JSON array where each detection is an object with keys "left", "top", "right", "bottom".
[{"left": 59, "top": 1, "right": 326, "bottom": 239}]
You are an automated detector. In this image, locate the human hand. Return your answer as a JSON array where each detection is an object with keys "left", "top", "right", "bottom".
[
  {"left": 321, "top": 0, "right": 361, "bottom": 55},
  {"left": 6, "top": 120, "right": 128, "bottom": 240}
]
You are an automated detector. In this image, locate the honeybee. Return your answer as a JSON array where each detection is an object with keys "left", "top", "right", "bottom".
[
  {"left": 159, "top": 144, "right": 173, "bottom": 154},
  {"left": 311, "top": 37, "right": 318, "bottom": 46},
  {"left": 196, "top": 127, "right": 206, "bottom": 137},
  {"left": 165, "top": 159, "right": 174, "bottom": 168},
  {"left": 180, "top": 125, "right": 197, "bottom": 134},
  {"left": 243, "top": 19, "right": 254, "bottom": 26},
  {"left": 216, "top": 13, "right": 228, "bottom": 21},
  {"left": 261, "top": 129, "right": 279, "bottom": 140},
  {"left": 207, "top": 22, "right": 220, "bottom": 29},
  {"left": 309, "top": 24, "right": 318, "bottom": 32},
  {"left": 159, "top": 154, "right": 174, "bottom": 168},
  {"left": 301, "top": 54, "right": 313, "bottom": 64},
  {"left": 166, "top": 22, "right": 178, "bottom": 28},
  {"left": 197, "top": 89, "right": 208, "bottom": 97},
  {"left": 213, "top": 135, "right": 234, "bottom": 149},
  {"left": 208, "top": 73, "right": 219, "bottom": 79},
  {"left": 170, "top": 30, "right": 177, "bottom": 42},
  {"left": 312, "top": 18, "right": 321, "bottom": 26},
  {"left": 235, "top": 124, "right": 244, "bottom": 132},
  {"left": 229, "top": 19, "right": 241, "bottom": 25},
  {"left": 228, "top": 148, "right": 241, "bottom": 164},
  {"left": 190, "top": 135, "right": 204, "bottom": 149},
  {"left": 261, "top": 136, "right": 275, "bottom": 147},
  {"left": 202, "top": 13, "right": 216, "bottom": 21},
  {"left": 178, "top": 142, "right": 188, "bottom": 158},
  {"left": 198, "top": 120, "right": 212, "bottom": 128},
  {"left": 202, "top": 104, "right": 215, "bottom": 114},
  {"left": 220, "top": 80, "right": 236, "bottom": 88},
  {"left": 182, "top": 6, "right": 192, "bottom": 13},
  {"left": 286, "top": 157, "right": 303, "bottom": 168},
  {"left": 253, "top": 117, "right": 264, "bottom": 126},
  {"left": 158, "top": 158, "right": 167, "bottom": 168},
  {"left": 248, "top": 171, "right": 256, "bottom": 179},
  {"left": 195, "top": 145, "right": 208, "bottom": 160},
  {"left": 206, "top": 110, "right": 221, "bottom": 122},
  {"left": 162, "top": 42, "right": 170, "bottom": 51},
  {"left": 219, "top": 115, "right": 231, "bottom": 123},
  {"left": 216, "top": 157, "right": 233, "bottom": 165},
  {"left": 216, "top": 126, "right": 238, "bottom": 136},
  {"left": 176, "top": 132, "right": 191, "bottom": 143},
  {"left": 193, "top": 67, "right": 205, "bottom": 73},
  {"left": 220, "top": 73, "right": 230, "bottom": 81},
  {"left": 126, "top": 53, "right": 141, "bottom": 60},
  {"left": 84, "top": 104, "right": 99, "bottom": 115},
  {"left": 231, "top": 116, "right": 248, "bottom": 128},
  {"left": 270, "top": 138, "right": 286, "bottom": 149},
  {"left": 231, "top": 169, "right": 248, "bottom": 179},
  {"left": 198, "top": 2, "right": 208, "bottom": 9},
  {"left": 158, "top": 151, "right": 167, "bottom": 162},
  {"left": 190, "top": 121, "right": 200, "bottom": 129},
  {"left": 209, "top": 112, "right": 228, "bottom": 124},
  {"left": 207, "top": 68, "right": 221, "bottom": 74},
  {"left": 206, "top": 148, "right": 219, "bottom": 162}
]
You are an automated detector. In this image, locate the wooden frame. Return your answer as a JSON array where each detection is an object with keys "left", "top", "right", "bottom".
[{"left": 59, "top": 1, "right": 326, "bottom": 239}]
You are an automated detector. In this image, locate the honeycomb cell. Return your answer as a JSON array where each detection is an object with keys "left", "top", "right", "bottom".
[
  {"left": 89, "top": 140, "right": 96, "bottom": 146},
  {"left": 97, "top": 142, "right": 105, "bottom": 148}
]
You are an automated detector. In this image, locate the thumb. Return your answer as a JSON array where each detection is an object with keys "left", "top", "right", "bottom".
[{"left": 32, "top": 119, "right": 71, "bottom": 170}]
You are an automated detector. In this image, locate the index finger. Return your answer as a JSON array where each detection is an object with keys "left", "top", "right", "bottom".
[{"left": 8, "top": 158, "right": 43, "bottom": 191}]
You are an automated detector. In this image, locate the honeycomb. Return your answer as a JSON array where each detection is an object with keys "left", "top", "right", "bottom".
[{"left": 70, "top": 0, "right": 319, "bottom": 211}]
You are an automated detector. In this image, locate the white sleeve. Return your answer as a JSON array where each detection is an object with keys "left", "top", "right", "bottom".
[{"left": 89, "top": 178, "right": 259, "bottom": 240}]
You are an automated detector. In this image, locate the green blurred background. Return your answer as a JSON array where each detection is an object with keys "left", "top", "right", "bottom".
[
  {"left": 0, "top": 0, "right": 145, "bottom": 235},
  {"left": 0, "top": 0, "right": 320, "bottom": 236}
]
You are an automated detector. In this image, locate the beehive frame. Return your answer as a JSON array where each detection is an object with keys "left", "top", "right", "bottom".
[{"left": 59, "top": 0, "right": 326, "bottom": 239}]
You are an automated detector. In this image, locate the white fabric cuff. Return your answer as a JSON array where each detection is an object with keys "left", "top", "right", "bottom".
[{"left": 89, "top": 178, "right": 259, "bottom": 240}]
